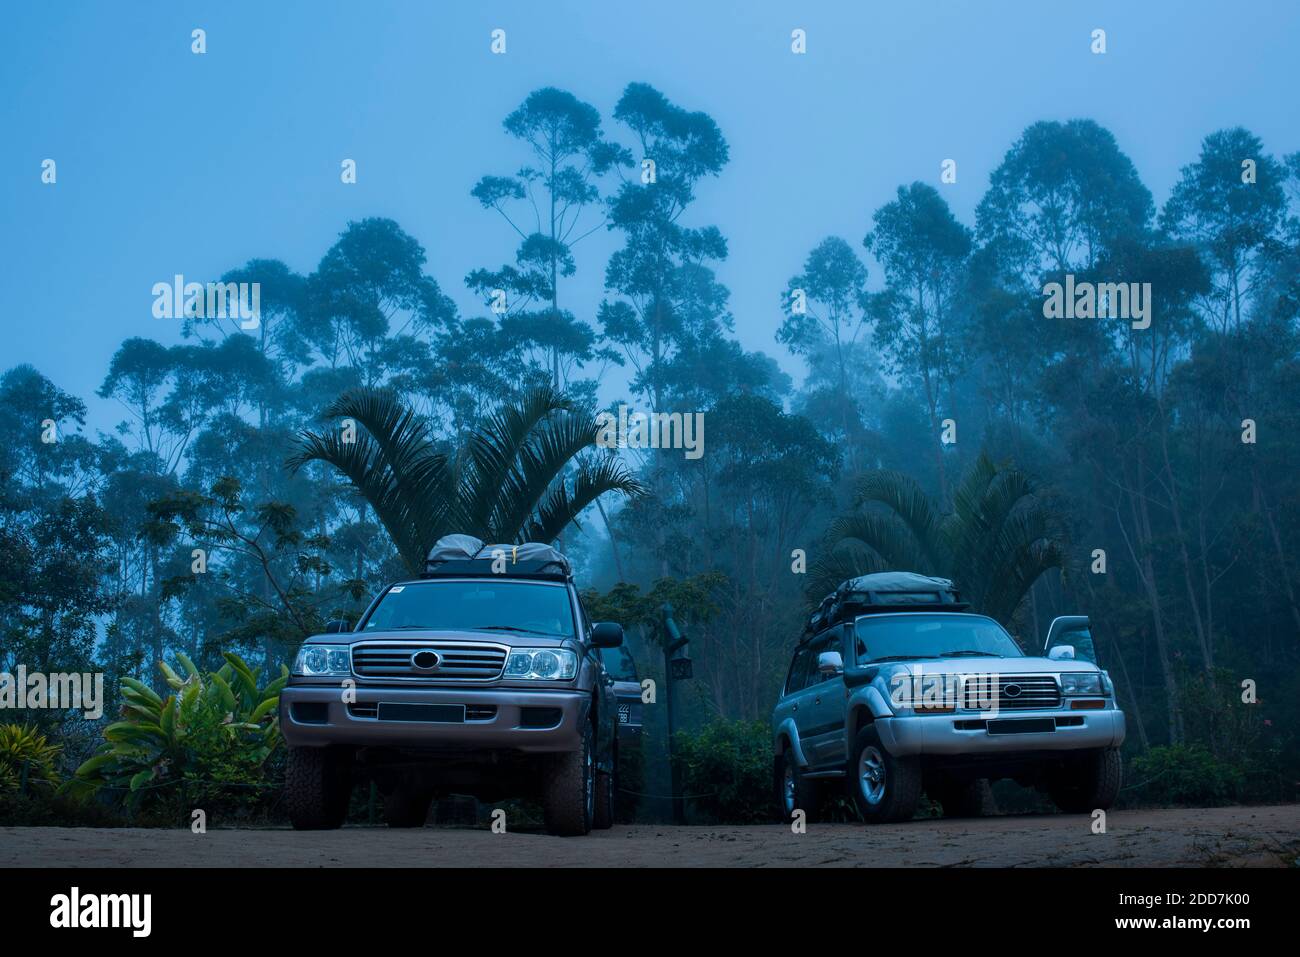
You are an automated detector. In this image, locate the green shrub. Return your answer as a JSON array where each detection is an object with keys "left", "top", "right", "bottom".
[
  {"left": 1128, "top": 744, "right": 1245, "bottom": 806},
  {"left": 0, "top": 724, "right": 61, "bottom": 794},
  {"left": 673, "top": 718, "right": 773, "bottom": 824},
  {"left": 0, "top": 724, "right": 124, "bottom": 825},
  {"left": 71, "top": 652, "right": 285, "bottom": 822}
]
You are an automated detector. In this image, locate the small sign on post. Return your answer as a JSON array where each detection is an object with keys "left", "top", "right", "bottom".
[{"left": 661, "top": 603, "right": 692, "bottom": 825}]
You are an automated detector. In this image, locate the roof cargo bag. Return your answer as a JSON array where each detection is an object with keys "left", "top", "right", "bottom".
[
  {"left": 422, "top": 535, "right": 573, "bottom": 580},
  {"left": 802, "top": 571, "right": 969, "bottom": 636}
]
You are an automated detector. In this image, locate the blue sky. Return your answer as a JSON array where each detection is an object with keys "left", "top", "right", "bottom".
[{"left": 2, "top": 0, "right": 1297, "bottom": 434}]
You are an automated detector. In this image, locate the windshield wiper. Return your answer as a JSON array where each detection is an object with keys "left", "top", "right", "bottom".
[
  {"left": 939, "top": 650, "right": 1003, "bottom": 657},
  {"left": 469, "top": 625, "right": 565, "bottom": 638},
  {"left": 868, "top": 655, "right": 937, "bottom": 663}
]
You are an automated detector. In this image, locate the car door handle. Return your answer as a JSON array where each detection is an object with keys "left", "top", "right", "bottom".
[
  {"left": 814, "top": 697, "right": 821, "bottom": 705},
  {"left": 792, "top": 703, "right": 798, "bottom": 712}
]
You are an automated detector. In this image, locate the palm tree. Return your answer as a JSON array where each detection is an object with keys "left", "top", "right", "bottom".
[
  {"left": 809, "top": 452, "right": 1066, "bottom": 624},
  {"left": 289, "top": 385, "right": 644, "bottom": 573}
]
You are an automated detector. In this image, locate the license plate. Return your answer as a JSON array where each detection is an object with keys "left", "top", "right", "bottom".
[
  {"left": 987, "top": 718, "right": 1055, "bottom": 735},
  {"left": 376, "top": 703, "right": 466, "bottom": 723}
]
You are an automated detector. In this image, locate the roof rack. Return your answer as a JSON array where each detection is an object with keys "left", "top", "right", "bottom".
[
  {"left": 421, "top": 535, "right": 573, "bottom": 582},
  {"left": 801, "top": 571, "right": 969, "bottom": 639}
]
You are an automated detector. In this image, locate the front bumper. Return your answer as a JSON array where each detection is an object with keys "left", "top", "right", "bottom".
[
  {"left": 877, "top": 706, "right": 1126, "bottom": 757},
  {"left": 280, "top": 683, "right": 588, "bottom": 753}
]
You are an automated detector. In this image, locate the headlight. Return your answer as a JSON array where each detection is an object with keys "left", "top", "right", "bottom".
[
  {"left": 1060, "top": 672, "right": 1104, "bottom": 695},
  {"left": 504, "top": 648, "right": 578, "bottom": 681},
  {"left": 293, "top": 644, "right": 352, "bottom": 677}
]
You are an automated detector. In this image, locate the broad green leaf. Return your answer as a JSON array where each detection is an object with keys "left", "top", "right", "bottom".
[
  {"left": 250, "top": 697, "right": 279, "bottom": 723},
  {"left": 74, "top": 753, "right": 117, "bottom": 777},
  {"left": 160, "top": 695, "right": 176, "bottom": 738},
  {"left": 121, "top": 677, "right": 163, "bottom": 707},
  {"left": 176, "top": 652, "right": 200, "bottom": 679},
  {"left": 209, "top": 672, "right": 237, "bottom": 712},
  {"left": 158, "top": 661, "right": 184, "bottom": 689},
  {"left": 121, "top": 702, "right": 161, "bottom": 723},
  {"left": 104, "top": 722, "right": 166, "bottom": 745},
  {"left": 181, "top": 678, "right": 201, "bottom": 713}
]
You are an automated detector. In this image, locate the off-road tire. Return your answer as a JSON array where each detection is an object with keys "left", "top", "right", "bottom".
[
  {"left": 542, "top": 720, "right": 594, "bottom": 836},
  {"left": 849, "top": 725, "right": 922, "bottom": 824},
  {"left": 1050, "top": 747, "right": 1122, "bottom": 813},
  {"left": 383, "top": 785, "right": 434, "bottom": 828},
  {"left": 285, "top": 746, "right": 352, "bottom": 830},
  {"left": 776, "top": 749, "right": 821, "bottom": 822},
  {"left": 593, "top": 766, "right": 615, "bottom": 830},
  {"left": 935, "top": 778, "right": 996, "bottom": 818}
]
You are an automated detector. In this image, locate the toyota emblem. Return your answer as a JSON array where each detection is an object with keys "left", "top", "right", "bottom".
[
  {"left": 411, "top": 649, "right": 441, "bottom": 671},
  {"left": 1003, "top": 683, "right": 1023, "bottom": 698}
]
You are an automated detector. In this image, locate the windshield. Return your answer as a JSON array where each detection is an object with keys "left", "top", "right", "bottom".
[
  {"left": 853, "top": 614, "right": 1024, "bottom": 662},
  {"left": 362, "top": 580, "right": 575, "bottom": 638}
]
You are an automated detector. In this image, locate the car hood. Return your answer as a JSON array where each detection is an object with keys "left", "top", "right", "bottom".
[
  {"left": 869, "top": 656, "right": 1100, "bottom": 676},
  {"left": 307, "top": 629, "right": 574, "bottom": 650}
]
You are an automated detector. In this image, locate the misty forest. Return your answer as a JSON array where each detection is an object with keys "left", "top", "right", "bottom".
[{"left": 4, "top": 82, "right": 1299, "bottom": 823}]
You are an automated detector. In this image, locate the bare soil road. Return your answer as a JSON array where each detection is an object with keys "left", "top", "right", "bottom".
[{"left": 3, "top": 805, "right": 1297, "bottom": 868}]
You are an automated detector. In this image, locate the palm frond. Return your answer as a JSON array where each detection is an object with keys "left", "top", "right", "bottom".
[
  {"left": 461, "top": 385, "right": 574, "bottom": 538},
  {"left": 806, "top": 545, "right": 887, "bottom": 607},
  {"left": 524, "top": 454, "right": 647, "bottom": 544},
  {"left": 492, "top": 409, "right": 614, "bottom": 540},
  {"left": 944, "top": 452, "right": 1065, "bottom": 622},
  {"left": 288, "top": 427, "right": 426, "bottom": 570},
  {"left": 979, "top": 495, "right": 1067, "bottom": 623},
  {"left": 825, "top": 512, "right": 935, "bottom": 574},
  {"left": 289, "top": 387, "right": 455, "bottom": 571},
  {"left": 815, "top": 452, "right": 1068, "bottom": 625},
  {"left": 321, "top": 390, "right": 460, "bottom": 545},
  {"left": 853, "top": 470, "right": 946, "bottom": 570},
  {"left": 288, "top": 385, "right": 643, "bottom": 571}
]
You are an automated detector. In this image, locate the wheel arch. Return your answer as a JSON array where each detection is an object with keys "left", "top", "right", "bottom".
[
  {"left": 847, "top": 703, "right": 875, "bottom": 745},
  {"left": 772, "top": 717, "right": 809, "bottom": 767}
]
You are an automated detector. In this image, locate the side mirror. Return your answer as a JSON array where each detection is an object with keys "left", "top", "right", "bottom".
[
  {"left": 1047, "top": 644, "right": 1075, "bottom": 661},
  {"left": 817, "top": 651, "right": 844, "bottom": 675},
  {"left": 324, "top": 619, "right": 352, "bottom": 634},
  {"left": 591, "top": 622, "right": 624, "bottom": 648}
]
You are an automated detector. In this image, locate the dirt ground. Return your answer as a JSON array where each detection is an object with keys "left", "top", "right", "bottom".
[{"left": 3, "top": 805, "right": 1297, "bottom": 867}]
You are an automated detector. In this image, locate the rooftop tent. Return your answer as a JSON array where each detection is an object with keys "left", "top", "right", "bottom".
[{"left": 422, "top": 535, "right": 573, "bottom": 580}]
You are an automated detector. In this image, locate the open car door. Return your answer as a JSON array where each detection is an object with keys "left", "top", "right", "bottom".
[{"left": 1043, "top": 615, "right": 1100, "bottom": 666}]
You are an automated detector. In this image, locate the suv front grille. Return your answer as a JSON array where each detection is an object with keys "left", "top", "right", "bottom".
[
  {"left": 962, "top": 674, "right": 1060, "bottom": 710},
  {"left": 351, "top": 641, "right": 508, "bottom": 681}
]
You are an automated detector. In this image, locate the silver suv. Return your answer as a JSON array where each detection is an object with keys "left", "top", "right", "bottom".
[{"left": 772, "top": 573, "right": 1125, "bottom": 823}]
